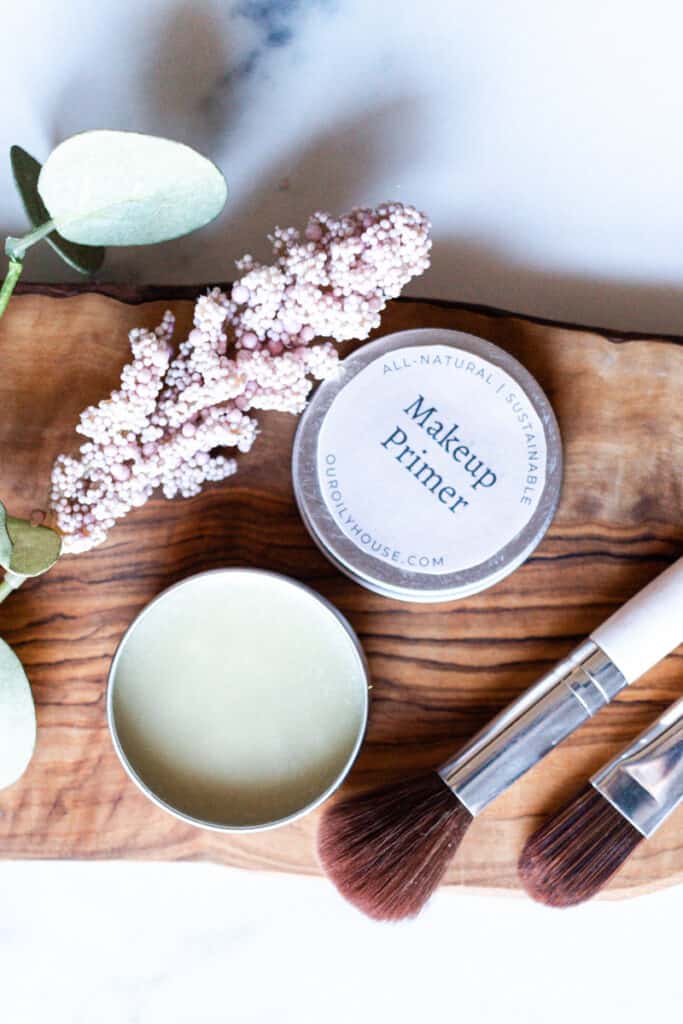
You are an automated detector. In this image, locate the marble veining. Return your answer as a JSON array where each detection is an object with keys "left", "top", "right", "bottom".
[{"left": 221, "top": 0, "right": 320, "bottom": 85}]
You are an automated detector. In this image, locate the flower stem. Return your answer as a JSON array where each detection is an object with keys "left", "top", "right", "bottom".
[
  {"left": 5, "top": 219, "right": 56, "bottom": 262},
  {"left": 0, "top": 258, "right": 23, "bottom": 319}
]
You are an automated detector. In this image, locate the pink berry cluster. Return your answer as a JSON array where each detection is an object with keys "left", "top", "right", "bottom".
[{"left": 50, "top": 202, "right": 431, "bottom": 553}]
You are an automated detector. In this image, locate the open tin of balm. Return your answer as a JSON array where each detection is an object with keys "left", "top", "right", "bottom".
[
  {"left": 293, "top": 329, "right": 562, "bottom": 602},
  {"left": 107, "top": 570, "right": 369, "bottom": 831}
]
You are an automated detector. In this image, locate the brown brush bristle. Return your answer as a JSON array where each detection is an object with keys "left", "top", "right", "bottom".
[
  {"left": 518, "top": 783, "right": 644, "bottom": 907},
  {"left": 317, "top": 771, "right": 472, "bottom": 921}
]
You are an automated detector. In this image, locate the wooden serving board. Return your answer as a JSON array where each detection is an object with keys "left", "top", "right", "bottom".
[{"left": 0, "top": 287, "right": 681, "bottom": 898}]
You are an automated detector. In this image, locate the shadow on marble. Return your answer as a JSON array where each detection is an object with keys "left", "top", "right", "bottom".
[
  {"left": 413, "top": 235, "right": 683, "bottom": 335},
  {"left": 48, "top": 0, "right": 232, "bottom": 156},
  {"left": 97, "top": 94, "right": 431, "bottom": 284},
  {"left": 142, "top": 0, "right": 236, "bottom": 155}
]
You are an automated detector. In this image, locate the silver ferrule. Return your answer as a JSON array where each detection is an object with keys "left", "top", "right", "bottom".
[
  {"left": 591, "top": 697, "right": 683, "bottom": 838},
  {"left": 438, "top": 640, "right": 628, "bottom": 815}
]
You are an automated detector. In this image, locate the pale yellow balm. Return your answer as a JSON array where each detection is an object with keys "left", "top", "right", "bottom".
[{"left": 109, "top": 570, "right": 368, "bottom": 829}]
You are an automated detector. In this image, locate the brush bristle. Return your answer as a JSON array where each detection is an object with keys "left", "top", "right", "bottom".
[
  {"left": 518, "top": 784, "right": 644, "bottom": 907},
  {"left": 317, "top": 771, "right": 472, "bottom": 920}
]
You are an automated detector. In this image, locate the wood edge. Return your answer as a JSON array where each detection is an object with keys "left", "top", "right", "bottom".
[
  {"left": 13, "top": 282, "right": 683, "bottom": 345},
  {"left": 6, "top": 852, "right": 677, "bottom": 900},
  {"left": 437, "top": 874, "right": 683, "bottom": 900}
]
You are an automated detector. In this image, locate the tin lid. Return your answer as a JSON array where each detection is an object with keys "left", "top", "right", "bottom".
[{"left": 292, "top": 329, "right": 563, "bottom": 602}]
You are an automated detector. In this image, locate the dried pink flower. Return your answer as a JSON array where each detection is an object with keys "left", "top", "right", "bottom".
[{"left": 50, "top": 202, "right": 431, "bottom": 553}]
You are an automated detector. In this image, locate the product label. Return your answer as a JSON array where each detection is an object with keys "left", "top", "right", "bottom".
[{"left": 317, "top": 344, "right": 548, "bottom": 575}]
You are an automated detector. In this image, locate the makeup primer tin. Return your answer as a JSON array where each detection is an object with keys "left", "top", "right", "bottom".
[{"left": 293, "top": 329, "right": 563, "bottom": 602}]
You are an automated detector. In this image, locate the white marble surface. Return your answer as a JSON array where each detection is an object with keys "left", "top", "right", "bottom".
[
  {"left": 0, "top": 2, "right": 681, "bottom": 1021},
  {"left": 3, "top": 1, "right": 683, "bottom": 332},
  {"left": 2, "top": 862, "right": 682, "bottom": 1024}
]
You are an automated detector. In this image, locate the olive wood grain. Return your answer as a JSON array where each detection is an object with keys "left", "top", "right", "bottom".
[{"left": 0, "top": 287, "right": 681, "bottom": 897}]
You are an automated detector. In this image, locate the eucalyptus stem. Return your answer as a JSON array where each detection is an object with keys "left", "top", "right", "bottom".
[
  {"left": 5, "top": 219, "right": 55, "bottom": 262},
  {"left": 0, "top": 219, "right": 59, "bottom": 320},
  {"left": 0, "top": 259, "right": 23, "bottom": 319}
]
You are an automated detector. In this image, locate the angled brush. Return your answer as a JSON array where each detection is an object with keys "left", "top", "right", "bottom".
[
  {"left": 318, "top": 557, "right": 683, "bottom": 920},
  {"left": 519, "top": 694, "right": 683, "bottom": 906}
]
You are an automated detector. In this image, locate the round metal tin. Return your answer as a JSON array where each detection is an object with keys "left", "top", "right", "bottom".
[
  {"left": 107, "top": 568, "right": 370, "bottom": 832},
  {"left": 292, "top": 329, "right": 563, "bottom": 602}
]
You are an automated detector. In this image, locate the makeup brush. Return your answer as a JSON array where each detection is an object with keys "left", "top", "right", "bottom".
[
  {"left": 519, "top": 694, "right": 683, "bottom": 907},
  {"left": 318, "top": 557, "right": 683, "bottom": 920}
]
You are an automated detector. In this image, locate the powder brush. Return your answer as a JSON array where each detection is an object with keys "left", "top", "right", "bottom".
[
  {"left": 519, "top": 694, "right": 683, "bottom": 906},
  {"left": 318, "top": 557, "right": 683, "bottom": 920}
]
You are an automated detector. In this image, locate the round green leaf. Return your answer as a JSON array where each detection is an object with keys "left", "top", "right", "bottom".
[
  {"left": 0, "top": 637, "right": 36, "bottom": 789},
  {"left": 10, "top": 145, "right": 105, "bottom": 274},
  {"left": 4, "top": 515, "right": 61, "bottom": 577},
  {"left": 37, "top": 130, "right": 228, "bottom": 247}
]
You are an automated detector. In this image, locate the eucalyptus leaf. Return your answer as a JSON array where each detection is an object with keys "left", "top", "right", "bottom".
[
  {"left": 37, "top": 130, "right": 228, "bottom": 247},
  {"left": 4, "top": 515, "right": 61, "bottom": 577},
  {"left": 10, "top": 145, "right": 105, "bottom": 274},
  {"left": 0, "top": 637, "right": 36, "bottom": 790},
  {"left": 0, "top": 502, "right": 12, "bottom": 569}
]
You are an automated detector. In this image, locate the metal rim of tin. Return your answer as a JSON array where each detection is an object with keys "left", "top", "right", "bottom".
[
  {"left": 292, "top": 328, "right": 563, "bottom": 603},
  {"left": 106, "top": 568, "right": 370, "bottom": 833}
]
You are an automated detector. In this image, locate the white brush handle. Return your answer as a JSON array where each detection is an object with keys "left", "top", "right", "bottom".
[
  {"left": 591, "top": 557, "right": 683, "bottom": 684},
  {"left": 442, "top": 556, "right": 683, "bottom": 815}
]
